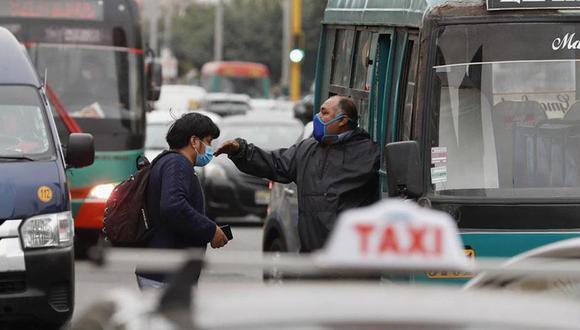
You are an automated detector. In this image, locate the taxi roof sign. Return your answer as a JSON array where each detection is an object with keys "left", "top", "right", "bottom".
[
  {"left": 316, "top": 200, "right": 470, "bottom": 271},
  {"left": 487, "top": 0, "right": 580, "bottom": 11}
]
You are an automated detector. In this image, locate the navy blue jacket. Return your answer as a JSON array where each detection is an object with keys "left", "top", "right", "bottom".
[{"left": 147, "top": 151, "right": 217, "bottom": 249}]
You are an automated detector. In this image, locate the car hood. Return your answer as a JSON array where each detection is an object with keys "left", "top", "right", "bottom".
[{"left": 0, "top": 161, "right": 66, "bottom": 221}]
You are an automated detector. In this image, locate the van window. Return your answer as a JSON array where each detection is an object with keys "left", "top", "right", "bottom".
[
  {"left": 0, "top": 86, "right": 55, "bottom": 160},
  {"left": 431, "top": 23, "right": 580, "bottom": 198}
]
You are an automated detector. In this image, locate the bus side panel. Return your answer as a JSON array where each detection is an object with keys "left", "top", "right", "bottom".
[{"left": 69, "top": 149, "right": 142, "bottom": 229}]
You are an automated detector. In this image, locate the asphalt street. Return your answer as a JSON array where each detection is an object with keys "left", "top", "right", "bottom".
[{"left": 73, "top": 226, "right": 263, "bottom": 323}]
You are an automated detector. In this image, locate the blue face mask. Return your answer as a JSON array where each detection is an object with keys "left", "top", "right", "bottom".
[
  {"left": 195, "top": 141, "right": 213, "bottom": 167},
  {"left": 313, "top": 113, "right": 347, "bottom": 143}
]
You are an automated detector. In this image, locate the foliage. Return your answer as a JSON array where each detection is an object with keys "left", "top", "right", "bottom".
[{"left": 168, "top": 0, "right": 326, "bottom": 93}]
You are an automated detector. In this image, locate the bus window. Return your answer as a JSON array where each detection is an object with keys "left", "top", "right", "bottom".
[
  {"left": 399, "top": 38, "right": 419, "bottom": 141},
  {"left": 352, "top": 31, "right": 373, "bottom": 90},
  {"left": 331, "top": 29, "right": 355, "bottom": 87}
]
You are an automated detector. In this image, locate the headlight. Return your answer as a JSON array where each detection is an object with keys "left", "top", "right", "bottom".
[
  {"left": 204, "top": 163, "right": 227, "bottom": 181},
  {"left": 87, "top": 183, "right": 116, "bottom": 201},
  {"left": 20, "top": 212, "right": 74, "bottom": 249}
]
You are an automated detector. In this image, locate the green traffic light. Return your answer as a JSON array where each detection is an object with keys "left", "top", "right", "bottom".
[{"left": 289, "top": 48, "right": 305, "bottom": 63}]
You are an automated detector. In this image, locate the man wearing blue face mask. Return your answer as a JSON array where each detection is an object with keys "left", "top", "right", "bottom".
[
  {"left": 215, "top": 96, "right": 379, "bottom": 252},
  {"left": 136, "top": 112, "right": 228, "bottom": 289}
]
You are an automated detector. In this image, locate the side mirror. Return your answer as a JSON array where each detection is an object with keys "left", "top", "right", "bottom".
[
  {"left": 66, "top": 133, "right": 95, "bottom": 169},
  {"left": 146, "top": 58, "right": 162, "bottom": 101},
  {"left": 385, "top": 141, "right": 424, "bottom": 198}
]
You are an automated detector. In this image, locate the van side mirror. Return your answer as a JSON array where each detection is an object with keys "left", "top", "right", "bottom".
[
  {"left": 66, "top": 133, "right": 94, "bottom": 169},
  {"left": 385, "top": 141, "right": 424, "bottom": 198},
  {"left": 146, "top": 59, "right": 162, "bottom": 101}
]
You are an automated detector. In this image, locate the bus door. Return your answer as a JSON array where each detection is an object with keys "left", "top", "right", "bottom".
[{"left": 374, "top": 30, "right": 420, "bottom": 196}]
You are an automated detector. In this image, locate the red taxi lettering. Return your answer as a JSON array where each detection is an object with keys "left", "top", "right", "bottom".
[
  {"left": 408, "top": 226, "right": 427, "bottom": 255},
  {"left": 378, "top": 226, "right": 399, "bottom": 253},
  {"left": 354, "top": 223, "right": 445, "bottom": 256},
  {"left": 354, "top": 224, "right": 374, "bottom": 255}
]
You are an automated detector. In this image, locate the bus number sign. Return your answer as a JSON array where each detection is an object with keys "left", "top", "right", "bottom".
[
  {"left": 1, "top": 0, "right": 103, "bottom": 21},
  {"left": 487, "top": 0, "right": 580, "bottom": 11}
]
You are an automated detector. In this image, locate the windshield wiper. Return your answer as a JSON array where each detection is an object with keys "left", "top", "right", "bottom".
[{"left": 0, "top": 156, "right": 35, "bottom": 162}]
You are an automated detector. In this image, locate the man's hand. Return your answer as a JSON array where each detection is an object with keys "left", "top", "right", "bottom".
[
  {"left": 213, "top": 139, "right": 240, "bottom": 157},
  {"left": 211, "top": 226, "right": 228, "bottom": 248}
]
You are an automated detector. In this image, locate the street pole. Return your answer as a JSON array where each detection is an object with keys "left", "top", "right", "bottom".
[
  {"left": 290, "top": 0, "right": 301, "bottom": 101},
  {"left": 163, "top": 4, "right": 173, "bottom": 50},
  {"left": 281, "top": 0, "right": 290, "bottom": 96},
  {"left": 147, "top": 0, "right": 159, "bottom": 53},
  {"left": 214, "top": 0, "right": 224, "bottom": 61}
]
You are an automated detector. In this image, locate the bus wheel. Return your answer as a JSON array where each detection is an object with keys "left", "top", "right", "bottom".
[{"left": 74, "top": 229, "right": 101, "bottom": 259}]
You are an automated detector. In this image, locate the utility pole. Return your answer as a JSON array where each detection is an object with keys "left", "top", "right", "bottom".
[
  {"left": 281, "top": 0, "right": 290, "bottom": 96},
  {"left": 163, "top": 4, "right": 173, "bottom": 50},
  {"left": 214, "top": 0, "right": 224, "bottom": 61},
  {"left": 147, "top": 0, "right": 159, "bottom": 53},
  {"left": 290, "top": 0, "right": 302, "bottom": 101}
]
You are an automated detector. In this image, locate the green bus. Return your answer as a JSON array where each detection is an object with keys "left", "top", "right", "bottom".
[
  {"left": 0, "top": 0, "right": 160, "bottom": 254},
  {"left": 316, "top": 0, "right": 580, "bottom": 280}
]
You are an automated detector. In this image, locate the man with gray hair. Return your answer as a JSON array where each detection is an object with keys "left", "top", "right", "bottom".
[{"left": 215, "top": 95, "right": 379, "bottom": 252}]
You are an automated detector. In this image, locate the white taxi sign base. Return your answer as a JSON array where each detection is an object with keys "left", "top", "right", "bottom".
[{"left": 316, "top": 200, "right": 470, "bottom": 272}]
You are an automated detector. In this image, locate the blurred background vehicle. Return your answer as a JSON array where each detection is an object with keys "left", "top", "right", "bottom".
[
  {"left": 201, "top": 93, "right": 251, "bottom": 117},
  {"left": 145, "top": 109, "right": 222, "bottom": 161},
  {"left": 153, "top": 84, "right": 207, "bottom": 112},
  {"left": 200, "top": 112, "right": 303, "bottom": 224},
  {"left": 201, "top": 61, "right": 271, "bottom": 99},
  {"left": 263, "top": 121, "right": 312, "bottom": 253},
  {"left": 292, "top": 93, "right": 314, "bottom": 124}
]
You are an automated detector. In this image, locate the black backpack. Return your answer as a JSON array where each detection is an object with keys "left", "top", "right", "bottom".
[{"left": 102, "top": 151, "right": 176, "bottom": 247}]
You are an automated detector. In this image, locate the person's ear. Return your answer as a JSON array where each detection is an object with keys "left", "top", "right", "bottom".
[
  {"left": 190, "top": 136, "right": 199, "bottom": 150},
  {"left": 338, "top": 116, "right": 349, "bottom": 128}
]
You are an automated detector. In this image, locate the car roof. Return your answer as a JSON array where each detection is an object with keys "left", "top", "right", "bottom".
[
  {"left": 159, "top": 84, "right": 206, "bottom": 94},
  {"left": 193, "top": 282, "right": 580, "bottom": 329},
  {"left": 204, "top": 92, "right": 251, "bottom": 103},
  {"left": 0, "top": 27, "right": 40, "bottom": 88},
  {"left": 194, "top": 282, "right": 580, "bottom": 329},
  {"left": 146, "top": 110, "right": 222, "bottom": 125},
  {"left": 220, "top": 111, "right": 303, "bottom": 127}
]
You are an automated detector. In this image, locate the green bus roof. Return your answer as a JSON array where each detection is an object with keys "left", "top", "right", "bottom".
[{"left": 323, "top": 0, "right": 481, "bottom": 27}]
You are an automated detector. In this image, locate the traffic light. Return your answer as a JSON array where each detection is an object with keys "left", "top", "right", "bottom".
[{"left": 289, "top": 32, "right": 305, "bottom": 63}]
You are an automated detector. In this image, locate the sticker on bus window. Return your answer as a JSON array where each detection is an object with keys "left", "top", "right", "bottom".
[
  {"left": 431, "top": 147, "right": 447, "bottom": 165},
  {"left": 431, "top": 166, "right": 448, "bottom": 184}
]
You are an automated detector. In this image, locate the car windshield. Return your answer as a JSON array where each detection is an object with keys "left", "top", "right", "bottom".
[
  {"left": 431, "top": 23, "right": 580, "bottom": 198},
  {"left": 218, "top": 122, "right": 303, "bottom": 150},
  {"left": 146, "top": 123, "right": 170, "bottom": 149},
  {"left": 0, "top": 86, "right": 55, "bottom": 160}
]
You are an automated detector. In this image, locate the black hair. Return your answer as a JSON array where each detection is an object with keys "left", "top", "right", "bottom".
[
  {"left": 166, "top": 112, "right": 220, "bottom": 149},
  {"left": 337, "top": 97, "right": 358, "bottom": 126}
]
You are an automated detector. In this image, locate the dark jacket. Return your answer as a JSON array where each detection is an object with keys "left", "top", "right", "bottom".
[
  {"left": 147, "top": 151, "right": 216, "bottom": 249},
  {"left": 137, "top": 151, "right": 216, "bottom": 282},
  {"left": 230, "top": 128, "right": 379, "bottom": 252}
]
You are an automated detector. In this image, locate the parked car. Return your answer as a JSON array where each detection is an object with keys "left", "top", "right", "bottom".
[
  {"left": 263, "top": 122, "right": 312, "bottom": 252},
  {"left": 145, "top": 109, "right": 222, "bottom": 161},
  {"left": 154, "top": 84, "right": 207, "bottom": 112},
  {"left": 201, "top": 93, "right": 251, "bottom": 117},
  {"left": 200, "top": 113, "right": 303, "bottom": 223}
]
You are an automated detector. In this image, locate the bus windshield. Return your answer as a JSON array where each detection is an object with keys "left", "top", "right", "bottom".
[
  {"left": 206, "top": 75, "right": 266, "bottom": 98},
  {"left": 432, "top": 23, "right": 580, "bottom": 198},
  {"left": 27, "top": 41, "right": 143, "bottom": 151},
  {"left": 32, "top": 45, "right": 133, "bottom": 120}
]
